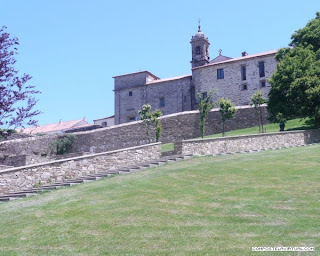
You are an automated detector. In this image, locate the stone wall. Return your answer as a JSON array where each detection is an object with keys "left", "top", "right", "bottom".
[
  {"left": 0, "top": 134, "right": 58, "bottom": 158},
  {"left": 71, "top": 105, "right": 267, "bottom": 153},
  {"left": 0, "top": 105, "right": 268, "bottom": 158},
  {"left": 174, "top": 129, "right": 320, "bottom": 156},
  {"left": 0, "top": 143, "right": 161, "bottom": 195}
]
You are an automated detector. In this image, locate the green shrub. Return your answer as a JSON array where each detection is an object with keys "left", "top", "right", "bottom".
[{"left": 50, "top": 134, "right": 77, "bottom": 155}]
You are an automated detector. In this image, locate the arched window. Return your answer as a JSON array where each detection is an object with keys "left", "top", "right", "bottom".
[{"left": 196, "top": 46, "right": 201, "bottom": 55}]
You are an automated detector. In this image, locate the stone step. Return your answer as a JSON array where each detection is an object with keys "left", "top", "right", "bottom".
[
  {"left": 0, "top": 153, "right": 194, "bottom": 201},
  {"left": 0, "top": 192, "right": 35, "bottom": 200},
  {"left": 86, "top": 173, "right": 113, "bottom": 178},
  {"left": 8, "top": 191, "right": 36, "bottom": 196}
]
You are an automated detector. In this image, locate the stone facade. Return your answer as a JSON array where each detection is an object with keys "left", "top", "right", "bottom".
[
  {"left": 193, "top": 51, "right": 277, "bottom": 106},
  {"left": 174, "top": 129, "right": 320, "bottom": 156},
  {"left": 114, "top": 27, "right": 278, "bottom": 125},
  {"left": 0, "top": 143, "right": 161, "bottom": 195},
  {"left": 114, "top": 72, "right": 192, "bottom": 124},
  {"left": 0, "top": 105, "right": 267, "bottom": 162}
]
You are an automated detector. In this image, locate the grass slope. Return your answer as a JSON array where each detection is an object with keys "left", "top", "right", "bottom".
[{"left": 1, "top": 145, "right": 320, "bottom": 255}]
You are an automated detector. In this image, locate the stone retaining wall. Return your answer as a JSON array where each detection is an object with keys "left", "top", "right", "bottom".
[
  {"left": 174, "top": 129, "right": 320, "bottom": 155},
  {"left": 0, "top": 143, "right": 161, "bottom": 195},
  {"left": 0, "top": 105, "right": 267, "bottom": 164},
  {"left": 71, "top": 105, "right": 267, "bottom": 153}
]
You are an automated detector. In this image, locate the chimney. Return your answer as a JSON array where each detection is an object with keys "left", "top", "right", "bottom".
[{"left": 242, "top": 51, "right": 248, "bottom": 57}]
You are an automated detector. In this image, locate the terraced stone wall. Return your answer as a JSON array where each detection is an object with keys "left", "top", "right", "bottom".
[
  {"left": 70, "top": 105, "right": 267, "bottom": 153},
  {"left": 0, "top": 105, "right": 267, "bottom": 162},
  {"left": 174, "top": 130, "right": 320, "bottom": 155},
  {"left": 0, "top": 143, "right": 161, "bottom": 195}
]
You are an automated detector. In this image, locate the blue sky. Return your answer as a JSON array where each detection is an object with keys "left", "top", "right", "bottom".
[{"left": 1, "top": 0, "right": 319, "bottom": 126}]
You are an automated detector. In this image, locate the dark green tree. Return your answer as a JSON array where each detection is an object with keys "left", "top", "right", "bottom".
[
  {"left": 268, "top": 12, "right": 320, "bottom": 128},
  {"left": 251, "top": 91, "right": 267, "bottom": 133},
  {"left": 219, "top": 98, "right": 237, "bottom": 137},
  {"left": 197, "top": 90, "right": 217, "bottom": 138}
]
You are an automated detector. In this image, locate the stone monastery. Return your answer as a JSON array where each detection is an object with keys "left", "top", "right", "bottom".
[{"left": 114, "top": 25, "right": 278, "bottom": 125}]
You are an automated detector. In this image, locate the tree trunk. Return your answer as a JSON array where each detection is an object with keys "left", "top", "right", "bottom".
[
  {"left": 222, "top": 121, "right": 225, "bottom": 137},
  {"left": 259, "top": 107, "right": 264, "bottom": 133}
]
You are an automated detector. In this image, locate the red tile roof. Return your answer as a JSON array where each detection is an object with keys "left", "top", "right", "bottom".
[{"left": 21, "top": 119, "right": 90, "bottom": 134}]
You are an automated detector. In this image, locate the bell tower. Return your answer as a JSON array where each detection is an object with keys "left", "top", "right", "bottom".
[{"left": 190, "top": 23, "right": 210, "bottom": 68}]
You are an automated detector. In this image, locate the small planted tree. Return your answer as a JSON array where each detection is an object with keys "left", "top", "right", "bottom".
[
  {"left": 251, "top": 90, "right": 267, "bottom": 133},
  {"left": 138, "top": 104, "right": 162, "bottom": 143},
  {"left": 219, "top": 98, "right": 237, "bottom": 136},
  {"left": 151, "top": 110, "right": 162, "bottom": 142},
  {"left": 197, "top": 90, "right": 216, "bottom": 138}
]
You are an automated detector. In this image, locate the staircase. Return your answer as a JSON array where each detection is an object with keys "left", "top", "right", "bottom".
[{"left": 0, "top": 154, "right": 193, "bottom": 202}]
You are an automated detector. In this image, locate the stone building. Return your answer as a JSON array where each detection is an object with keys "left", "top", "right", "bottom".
[
  {"left": 114, "top": 26, "right": 277, "bottom": 125},
  {"left": 93, "top": 115, "right": 115, "bottom": 127}
]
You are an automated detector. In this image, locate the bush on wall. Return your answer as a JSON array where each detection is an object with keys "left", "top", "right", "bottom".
[{"left": 49, "top": 134, "right": 77, "bottom": 155}]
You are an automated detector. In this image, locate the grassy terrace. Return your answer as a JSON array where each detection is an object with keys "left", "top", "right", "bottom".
[
  {"left": 1, "top": 145, "right": 320, "bottom": 255},
  {"left": 161, "top": 118, "right": 315, "bottom": 152}
]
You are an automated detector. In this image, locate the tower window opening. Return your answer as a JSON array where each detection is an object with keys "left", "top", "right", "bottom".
[{"left": 196, "top": 46, "right": 201, "bottom": 55}]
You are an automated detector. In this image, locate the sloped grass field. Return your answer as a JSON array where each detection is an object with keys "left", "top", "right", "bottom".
[{"left": 1, "top": 145, "right": 320, "bottom": 255}]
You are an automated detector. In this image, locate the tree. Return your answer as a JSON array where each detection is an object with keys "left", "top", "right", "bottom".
[
  {"left": 268, "top": 13, "right": 320, "bottom": 128},
  {"left": 138, "top": 104, "right": 162, "bottom": 143},
  {"left": 197, "top": 90, "right": 217, "bottom": 138},
  {"left": 151, "top": 110, "right": 162, "bottom": 142},
  {"left": 219, "top": 98, "right": 237, "bottom": 137},
  {"left": 0, "top": 26, "right": 41, "bottom": 129},
  {"left": 251, "top": 91, "right": 267, "bottom": 133}
]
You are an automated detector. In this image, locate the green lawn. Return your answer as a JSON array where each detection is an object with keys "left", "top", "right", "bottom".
[
  {"left": 161, "top": 118, "right": 314, "bottom": 152},
  {"left": 0, "top": 145, "right": 319, "bottom": 255}
]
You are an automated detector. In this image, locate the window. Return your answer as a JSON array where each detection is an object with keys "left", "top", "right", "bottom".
[
  {"left": 184, "top": 96, "right": 187, "bottom": 103},
  {"left": 241, "top": 65, "right": 246, "bottom": 80},
  {"left": 129, "top": 117, "right": 135, "bottom": 121},
  {"left": 260, "top": 80, "right": 266, "bottom": 88},
  {"left": 259, "top": 61, "right": 265, "bottom": 77},
  {"left": 196, "top": 46, "right": 201, "bottom": 54},
  {"left": 241, "top": 84, "right": 248, "bottom": 90},
  {"left": 160, "top": 97, "right": 165, "bottom": 107},
  {"left": 202, "top": 92, "right": 207, "bottom": 100},
  {"left": 217, "top": 68, "right": 224, "bottom": 79},
  {"left": 129, "top": 91, "right": 133, "bottom": 96},
  {"left": 101, "top": 121, "right": 107, "bottom": 127}
]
